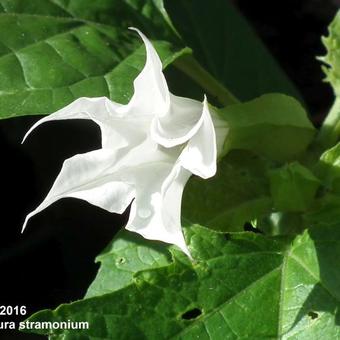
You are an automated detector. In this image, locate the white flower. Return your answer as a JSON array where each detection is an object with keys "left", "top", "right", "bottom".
[{"left": 22, "top": 29, "right": 227, "bottom": 257}]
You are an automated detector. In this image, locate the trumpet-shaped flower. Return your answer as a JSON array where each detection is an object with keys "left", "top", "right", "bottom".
[{"left": 22, "top": 29, "right": 228, "bottom": 257}]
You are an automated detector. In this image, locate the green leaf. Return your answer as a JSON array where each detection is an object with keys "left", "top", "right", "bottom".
[
  {"left": 85, "top": 230, "right": 172, "bottom": 299},
  {"left": 269, "top": 162, "right": 320, "bottom": 212},
  {"left": 0, "top": 1, "right": 189, "bottom": 119},
  {"left": 182, "top": 150, "right": 273, "bottom": 232},
  {"left": 0, "top": 0, "right": 177, "bottom": 39},
  {"left": 304, "top": 142, "right": 340, "bottom": 226},
  {"left": 259, "top": 212, "right": 308, "bottom": 236},
  {"left": 278, "top": 224, "right": 340, "bottom": 339},
  {"left": 316, "top": 142, "right": 340, "bottom": 193},
  {"left": 164, "top": 0, "right": 301, "bottom": 101},
  {"left": 317, "top": 11, "right": 340, "bottom": 149},
  {"left": 219, "top": 94, "right": 316, "bottom": 161},
  {"left": 320, "top": 11, "right": 340, "bottom": 97},
  {"left": 22, "top": 223, "right": 340, "bottom": 339},
  {"left": 304, "top": 194, "right": 340, "bottom": 227},
  {"left": 0, "top": 0, "right": 303, "bottom": 119}
]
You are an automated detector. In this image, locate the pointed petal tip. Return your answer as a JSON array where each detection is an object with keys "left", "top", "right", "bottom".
[
  {"left": 202, "top": 95, "right": 210, "bottom": 110},
  {"left": 180, "top": 245, "right": 193, "bottom": 261},
  {"left": 21, "top": 217, "right": 28, "bottom": 233},
  {"left": 21, "top": 210, "right": 37, "bottom": 234},
  {"left": 128, "top": 27, "right": 150, "bottom": 44},
  {"left": 128, "top": 27, "right": 143, "bottom": 36},
  {"left": 125, "top": 224, "right": 193, "bottom": 259},
  {"left": 21, "top": 132, "right": 29, "bottom": 144},
  {"left": 21, "top": 119, "right": 44, "bottom": 144}
]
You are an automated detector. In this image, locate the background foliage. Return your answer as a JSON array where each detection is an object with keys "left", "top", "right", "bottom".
[{"left": 1, "top": 0, "right": 340, "bottom": 339}]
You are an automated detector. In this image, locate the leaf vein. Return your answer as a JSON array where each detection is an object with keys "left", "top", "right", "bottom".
[
  {"left": 290, "top": 253, "right": 340, "bottom": 304},
  {"left": 171, "top": 266, "right": 281, "bottom": 339}
]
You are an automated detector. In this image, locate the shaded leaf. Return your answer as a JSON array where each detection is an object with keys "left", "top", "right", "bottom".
[
  {"left": 183, "top": 150, "right": 273, "bottom": 232},
  {"left": 269, "top": 162, "right": 320, "bottom": 212},
  {"left": 259, "top": 212, "right": 308, "bottom": 236},
  {"left": 304, "top": 194, "right": 340, "bottom": 227},
  {"left": 164, "top": 0, "right": 301, "bottom": 101},
  {"left": 316, "top": 142, "right": 340, "bottom": 193}
]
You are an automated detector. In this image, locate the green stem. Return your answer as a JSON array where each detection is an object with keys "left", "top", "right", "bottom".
[
  {"left": 174, "top": 55, "right": 240, "bottom": 107},
  {"left": 317, "top": 97, "right": 340, "bottom": 150}
]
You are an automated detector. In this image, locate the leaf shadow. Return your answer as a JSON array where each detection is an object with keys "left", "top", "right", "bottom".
[
  {"left": 286, "top": 224, "right": 340, "bottom": 334},
  {"left": 289, "top": 283, "right": 340, "bottom": 331}
]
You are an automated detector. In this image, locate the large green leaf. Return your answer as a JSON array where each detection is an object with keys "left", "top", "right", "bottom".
[
  {"left": 218, "top": 94, "right": 316, "bottom": 162},
  {"left": 58, "top": 0, "right": 300, "bottom": 103},
  {"left": 0, "top": 0, "right": 189, "bottom": 118},
  {"left": 0, "top": 0, "right": 302, "bottom": 120},
  {"left": 22, "top": 223, "right": 340, "bottom": 339}
]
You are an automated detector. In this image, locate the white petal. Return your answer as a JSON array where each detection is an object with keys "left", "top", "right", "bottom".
[
  {"left": 179, "top": 97, "right": 217, "bottom": 179},
  {"left": 22, "top": 148, "right": 134, "bottom": 232},
  {"left": 22, "top": 138, "right": 176, "bottom": 232},
  {"left": 151, "top": 93, "right": 204, "bottom": 147},
  {"left": 210, "top": 109, "right": 229, "bottom": 157},
  {"left": 125, "top": 162, "right": 191, "bottom": 257},
  {"left": 121, "top": 28, "right": 170, "bottom": 117},
  {"left": 22, "top": 97, "right": 134, "bottom": 149}
]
